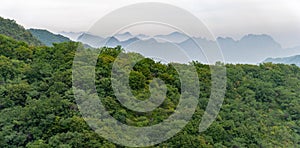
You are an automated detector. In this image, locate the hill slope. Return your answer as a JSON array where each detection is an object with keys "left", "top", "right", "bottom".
[
  {"left": 0, "top": 16, "right": 42, "bottom": 46},
  {"left": 28, "top": 29, "right": 71, "bottom": 46}
]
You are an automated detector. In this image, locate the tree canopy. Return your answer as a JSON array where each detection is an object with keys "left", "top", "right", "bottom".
[
  {"left": 0, "top": 17, "right": 42, "bottom": 46},
  {"left": 0, "top": 35, "right": 299, "bottom": 147}
]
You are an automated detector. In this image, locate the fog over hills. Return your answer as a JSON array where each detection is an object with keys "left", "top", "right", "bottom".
[
  {"left": 154, "top": 32, "right": 189, "bottom": 43},
  {"left": 59, "top": 31, "right": 300, "bottom": 64},
  {"left": 114, "top": 32, "right": 134, "bottom": 41},
  {"left": 264, "top": 55, "right": 300, "bottom": 67},
  {"left": 59, "top": 31, "right": 84, "bottom": 41},
  {"left": 216, "top": 34, "right": 293, "bottom": 63},
  {"left": 76, "top": 33, "right": 104, "bottom": 47}
]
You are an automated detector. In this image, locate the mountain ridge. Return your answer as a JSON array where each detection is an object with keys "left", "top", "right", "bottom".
[
  {"left": 55, "top": 30, "right": 300, "bottom": 64},
  {"left": 28, "top": 29, "right": 71, "bottom": 46},
  {"left": 0, "top": 16, "right": 42, "bottom": 46},
  {"left": 264, "top": 55, "right": 300, "bottom": 66}
]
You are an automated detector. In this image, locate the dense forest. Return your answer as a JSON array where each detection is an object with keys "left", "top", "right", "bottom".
[
  {"left": 0, "top": 17, "right": 42, "bottom": 46},
  {"left": 0, "top": 32, "right": 299, "bottom": 147}
]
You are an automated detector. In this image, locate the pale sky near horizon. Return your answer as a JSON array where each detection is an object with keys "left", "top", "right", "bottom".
[{"left": 1, "top": 0, "right": 300, "bottom": 48}]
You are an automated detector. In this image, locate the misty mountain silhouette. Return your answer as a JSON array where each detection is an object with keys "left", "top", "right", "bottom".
[
  {"left": 59, "top": 31, "right": 300, "bottom": 64},
  {"left": 114, "top": 32, "right": 134, "bottom": 41},
  {"left": 264, "top": 55, "right": 300, "bottom": 66},
  {"left": 154, "top": 32, "right": 189, "bottom": 43},
  {"left": 77, "top": 33, "right": 104, "bottom": 47}
]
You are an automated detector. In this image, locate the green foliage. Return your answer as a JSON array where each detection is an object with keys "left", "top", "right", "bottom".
[
  {"left": 0, "top": 17, "right": 42, "bottom": 46},
  {"left": 0, "top": 35, "right": 299, "bottom": 147}
]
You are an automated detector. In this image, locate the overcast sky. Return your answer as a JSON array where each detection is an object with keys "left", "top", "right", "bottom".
[{"left": 1, "top": 0, "right": 300, "bottom": 48}]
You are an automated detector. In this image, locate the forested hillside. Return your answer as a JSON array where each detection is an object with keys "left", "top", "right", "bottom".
[
  {"left": 28, "top": 29, "right": 71, "bottom": 46},
  {"left": 0, "top": 34, "right": 299, "bottom": 147},
  {"left": 0, "top": 17, "right": 42, "bottom": 46}
]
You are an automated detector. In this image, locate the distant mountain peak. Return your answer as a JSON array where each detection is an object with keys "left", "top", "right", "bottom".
[
  {"left": 77, "top": 33, "right": 104, "bottom": 47},
  {"left": 264, "top": 55, "right": 300, "bottom": 66},
  {"left": 56, "top": 29, "right": 300, "bottom": 64},
  {"left": 118, "top": 32, "right": 132, "bottom": 36},
  {"left": 168, "top": 31, "right": 184, "bottom": 35},
  {"left": 77, "top": 33, "right": 103, "bottom": 40},
  {"left": 239, "top": 34, "right": 282, "bottom": 49},
  {"left": 154, "top": 32, "right": 189, "bottom": 43},
  {"left": 114, "top": 32, "right": 134, "bottom": 41},
  {"left": 58, "top": 31, "right": 84, "bottom": 41},
  {"left": 107, "top": 36, "right": 119, "bottom": 42}
]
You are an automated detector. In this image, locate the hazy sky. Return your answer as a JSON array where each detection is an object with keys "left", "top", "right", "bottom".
[{"left": 1, "top": 0, "right": 300, "bottom": 48}]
